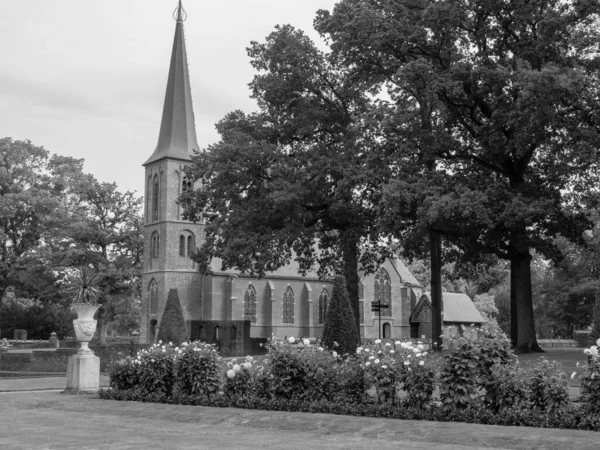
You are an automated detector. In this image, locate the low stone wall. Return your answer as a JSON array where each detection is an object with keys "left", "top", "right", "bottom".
[{"left": 0, "top": 343, "right": 151, "bottom": 373}]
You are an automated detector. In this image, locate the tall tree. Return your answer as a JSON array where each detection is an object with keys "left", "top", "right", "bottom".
[
  {"left": 316, "top": 0, "right": 600, "bottom": 351},
  {"left": 181, "top": 26, "right": 392, "bottom": 333}
]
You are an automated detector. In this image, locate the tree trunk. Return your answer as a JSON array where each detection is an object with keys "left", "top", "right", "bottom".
[
  {"left": 96, "top": 306, "right": 108, "bottom": 346},
  {"left": 342, "top": 238, "right": 361, "bottom": 340},
  {"left": 511, "top": 251, "right": 542, "bottom": 353},
  {"left": 510, "top": 264, "right": 518, "bottom": 345},
  {"left": 430, "top": 229, "right": 443, "bottom": 350}
]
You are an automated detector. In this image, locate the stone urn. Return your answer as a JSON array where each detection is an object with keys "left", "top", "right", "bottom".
[{"left": 72, "top": 303, "right": 101, "bottom": 354}]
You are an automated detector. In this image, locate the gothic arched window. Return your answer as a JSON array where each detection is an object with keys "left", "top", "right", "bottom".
[
  {"left": 152, "top": 174, "right": 159, "bottom": 222},
  {"left": 187, "top": 234, "right": 194, "bottom": 257},
  {"left": 151, "top": 232, "right": 159, "bottom": 258},
  {"left": 374, "top": 268, "right": 392, "bottom": 317},
  {"left": 179, "top": 235, "right": 185, "bottom": 257},
  {"left": 149, "top": 279, "right": 158, "bottom": 315},
  {"left": 318, "top": 288, "right": 329, "bottom": 325},
  {"left": 244, "top": 285, "right": 257, "bottom": 323},
  {"left": 283, "top": 286, "right": 295, "bottom": 324},
  {"left": 146, "top": 175, "right": 152, "bottom": 222}
]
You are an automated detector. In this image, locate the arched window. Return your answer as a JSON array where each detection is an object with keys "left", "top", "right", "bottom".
[
  {"left": 179, "top": 235, "right": 185, "bottom": 257},
  {"left": 383, "top": 322, "right": 391, "bottom": 339},
  {"left": 318, "top": 288, "right": 329, "bottom": 325},
  {"left": 151, "top": 232, "right": 159, "bottom": 258},
  {"left": 283, "top": 286, "right": 295, "bottom": 324},
  {"left": 187, "top": 234, "right": 194, "bottom": 257},
  {"left": 374, "top": 268, "right": 391, "bottom": 317},
  {"left": 358, "top": 279, "right": 365, "bottom": 324},
  {"left": 230, "top": 325, "right": 238, "bottom": 340},
  {"left": 152, "top": 174, "right": 159, "bottom": 221},
  {"left": 149, "top": 280, "right": 158, "bottom": 315},
  {"left": 243, "top": 285, "right": 257, "bottom": 323},
  {"left": 146, "top": 176, "right": 152, "bottom": 222}
]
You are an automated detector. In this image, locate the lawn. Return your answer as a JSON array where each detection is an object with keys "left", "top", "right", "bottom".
[
  {"left": 517, "top": 348, "right": 588, "bottom": 387},
  {"left": 1, "top": 390, "right": 599, "bottom": 450}
]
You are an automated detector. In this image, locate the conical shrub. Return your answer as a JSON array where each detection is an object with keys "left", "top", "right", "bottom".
[
  {"left": 157, "top": 289, "right": 188, "bottom": 345},
  {"left": 322, "top": 275, "right": 359, "bottom": 355}
]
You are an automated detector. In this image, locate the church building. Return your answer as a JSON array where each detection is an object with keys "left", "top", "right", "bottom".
[{"left": 140, "top": 2, "right": 425, "bottom": 346}]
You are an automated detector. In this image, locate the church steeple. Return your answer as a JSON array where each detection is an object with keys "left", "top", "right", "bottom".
[{"left": 144, "top": 1, "right": 199, "bottom": 166}]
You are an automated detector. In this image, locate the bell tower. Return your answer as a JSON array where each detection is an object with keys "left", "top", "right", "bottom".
[{"left": 141, "top": 1, "right": 204, "bottom": 344}]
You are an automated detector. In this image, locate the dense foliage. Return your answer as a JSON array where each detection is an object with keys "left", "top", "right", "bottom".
[
  {"left": 103, "top": 333, "right": 600, "bottom": 431},
  {"left": 156, "top": 289, "right": 188, "bottom": 346},
  {"left": 321, "top": 275, "right": 359, "bottom": 355}
]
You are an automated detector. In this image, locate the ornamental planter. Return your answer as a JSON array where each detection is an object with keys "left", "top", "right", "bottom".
[
  {"left": 64, "top": 303, "right": 101, "bottom": 395},
  {"left": 72, "top": 303, "right": 101, "bottom": 351}
]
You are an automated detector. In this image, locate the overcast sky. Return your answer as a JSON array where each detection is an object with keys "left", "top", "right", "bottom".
[{"left": 0, "top": 0, "right": 338, "bottom": 197}]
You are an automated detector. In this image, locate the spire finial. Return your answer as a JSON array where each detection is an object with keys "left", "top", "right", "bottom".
[{"left": 173, "top": 0, "right": 187, "bottom": 22}]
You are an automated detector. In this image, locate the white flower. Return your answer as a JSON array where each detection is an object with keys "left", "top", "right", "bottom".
[
  {"left": 169, "top": 342, "right": 173, "bottom": 346},
  {"left": 385, "top": 343, "right": 391, "bottom": 347},
  {"left": 245, "top": 356, "right": 254, "bottom": 362},
  {"left": 584, "top": 349, "right": 592, "bottom": 355},
  {"left": 233, "top": 364, "right": 241, "bottom": 373},
  {"left": 382, "top": 365, "right": 388, "bottom": 369},
  {"left": 158, "top": 340, "right": 162, "bottom": 344},
  {"left": 162, "top": 349, "right": 166, "bottom": 353},
  {"left": 369, "top": 356, "right": 375, "bottom": 360},
  {"left": 318, "top": 347, "right": 324, "bottom": 352},
  {"left": 412, "top": 348, "right": 420, "bottom": 353},
  {"left": 419, "top": 360, "right": 425, "bottom": 366},
  {"left": 389, "top": 350, "right": 395, "bottom": 354},
  {"left": 243, "top": 362, "right": 252, "bottom": 369},
  {"left": 137, "top": 355, "right": 141, "bottom": 360},
  {"left": 415, "top": 353, "right": 422, "bottom": 358},
  {"left": 364, "top": 348, "right": 370, "bottom": 353},
  {"left": 417, "top": 344, "right": 424, "bottom": 350},
  {"left": 332, "top": 351, "right": 338, "bottom": 358},
  {"left": 374, "top": 359, "right": 380, "bottom": 364},
  {"left": 178, "top": 350, "right": 182, "bottom": 354},
  {"left": 422, "top": 352, "right": 428, "bottom": 356},
  {"left": 227, "top": 369, "right": 236, "bottom": 379},
  {"left": 182, "top": 342, "right": 188, "bottom": 346},
  {"left": 571, "top": 371, "right": 577, "bottom": 379},
  {"left": 375, "top": 339, "right": 381, "bottom": 344},
  {"left": 395, "top": 341, "right": 401, "bottom": 346},
  {"left": 404, "top": 361, "right": 411, "bottom": 366},
  {"left": 356, "top": 348, "right": 363, "bottom": 354},
  {"left": 303, "top": 339, "right": 310, "bottom": 346},
  {"left": 365, "top": 362, "right": 371, "bottom": 367},
  {"left": 151, "top": 359, "right": 155, "bottom": 363},
  {"left": 288, "top": 337, "right": 296, "bottom": 343}
]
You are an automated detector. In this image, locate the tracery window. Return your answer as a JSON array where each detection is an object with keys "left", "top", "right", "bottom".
[
  {"left": 243, "top": 284, "right": 257, "bottom": 323},
  {"left": 187, "top": 235, "right": 194, "bottom": 257},
  {"left": 374, "top": 268, "right": 391, "bottom": 317},
  {"left": 283, "top": 286, "right": 295, "bottom": 324},
  {"left": 149, "top": 279, "right": 158, "bottom": 315},
  {"left": 318, "top": 288, "right": 329, "bottom": 325},
  {"left": 151, "top": 232, "right": 159, "bottom": 258},
  {"left": 179, "top": 235, "right": 185, "bottom": 257},
  {"left": 152, "top": 174, "right": 159, "bottom": 222}
]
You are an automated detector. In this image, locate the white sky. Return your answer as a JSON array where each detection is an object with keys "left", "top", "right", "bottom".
[{"left": 0, "top": 0, "right": 338, "bottom": 197}]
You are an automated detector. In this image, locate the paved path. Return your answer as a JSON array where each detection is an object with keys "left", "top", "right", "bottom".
[{"left": 0, "top": 374, "right": 110, "bottom": 392}]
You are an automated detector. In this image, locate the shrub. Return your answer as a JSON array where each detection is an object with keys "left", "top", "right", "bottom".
[
  {"left": 579, "top": 341, "right": 600, "bottom": 414},
  {"left": 108, "top": 356, "right": 141, "bottom": 391},
  {"left": 157, "top": 289, "right": 188, "bottom": 346},
  {"left": 484, "top": 364, "right": 530, "bottom": 413},
  {"left": 322, "top": 275, "right": 359, "bottom": 356},
  {"left": 588, "top": 290, "right": 600, "bottom": 347},
  {"left": 174, "top": 341, "right": 221, "bottom": 398},
  {"left": 526, "top": 357, "right": 571, "bottom": 415},
  {"left": 439, "top": 336, "right": 479, "bottom": 410},
  {"left": 136, "top": 342, "right": 177, "bottom": 397}
]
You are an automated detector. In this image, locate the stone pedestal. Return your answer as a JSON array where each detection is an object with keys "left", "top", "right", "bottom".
[{"left": 63, "top": 344, "right": 100, "bottom": 395}]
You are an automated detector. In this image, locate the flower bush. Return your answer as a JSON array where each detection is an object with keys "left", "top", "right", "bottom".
[
  {"left": 174, "top": 341, "right": 221, "bottom": 398},
  {"left": 103, "top": 333, "right": 600, "bottom": 432},
  {"left": 579, "top": 340, "right": 600, "bottom": 414}
]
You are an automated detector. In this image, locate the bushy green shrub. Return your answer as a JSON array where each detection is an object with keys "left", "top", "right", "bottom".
[
  {"left": 108, "top": 356, "right": 141, "bottom": 391},
  {"left": 526, "top": 357, "right": 570, "bottom": 415},
  {"left": 136, "top": 342, "right": 177, "bottom": 397},
  {"left": 322, "top": 275, "right": 359, "bottom": 356},
  {"left": 157, "top": 289, "right": 188, "bottom": 346},
  {"left": 484, "top": 364, "right": 530, "bottom": 413},
  {"left": 439, "top": 336, "right": 479, "bottom": 410},
  {"left": 174, "top": 341, "right": 221, "bottom": 398}
]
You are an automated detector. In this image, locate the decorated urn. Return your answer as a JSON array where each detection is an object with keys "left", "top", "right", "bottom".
[{"left": 72, "top": 304, "right": 101, "bottom": 343}]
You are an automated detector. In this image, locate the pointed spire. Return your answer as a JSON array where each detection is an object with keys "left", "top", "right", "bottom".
[{"left": 144, "top": 1, "right": 199, "bottom": 166}]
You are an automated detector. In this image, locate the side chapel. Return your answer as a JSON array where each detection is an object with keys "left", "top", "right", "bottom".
[{"left": 140, "top": 2, "right": 428, "bottom": 345}]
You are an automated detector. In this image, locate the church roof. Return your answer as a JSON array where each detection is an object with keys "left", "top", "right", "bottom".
[
  {"left": 144, "top": 1, "right": 200, "bottom": 166},
  {"left": 417, "top": 292, "right": 486, "bottom": 324},
  {"left": 390, "top": 255, "right": 422, "bottom": 288}
]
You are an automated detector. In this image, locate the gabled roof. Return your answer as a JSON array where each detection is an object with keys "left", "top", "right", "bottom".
[
  {"left": 144, "top": 1, "right": 199, "bottom": 166},
  {"left": 390, "top": 255, "right": 422, "bottom": 288},
  {"left": 415, "top": 292, "right": 486, "bottom": 324}
]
